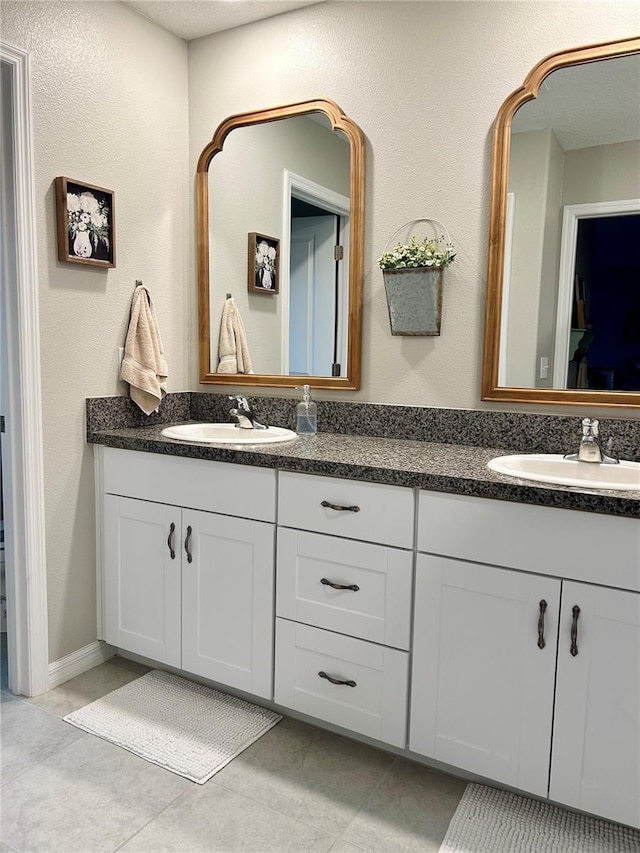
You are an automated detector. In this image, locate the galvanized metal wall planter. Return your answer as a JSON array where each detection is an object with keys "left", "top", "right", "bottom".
[
  {"left": 379, "top": 218, "right": 454, "bottom": 336},
  {"left": 383, "top": 266, "right": 443, "bottom": 335}
]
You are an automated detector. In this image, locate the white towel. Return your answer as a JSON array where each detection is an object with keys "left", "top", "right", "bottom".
[
  {"left": 120, "top": 285, "right": 168, "bottom": 415},
  {"left": 217, "top": 297, "right": 253, "bottom": 374}
]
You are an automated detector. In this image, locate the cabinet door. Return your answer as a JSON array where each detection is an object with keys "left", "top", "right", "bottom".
[
  {"left": 410, "top": 555, "right": 560, "bottom": 796},
  {"left": 181, "top": 511, "right": 275, "bottom": 699},
  {"left": 103, "top": 495, "right": 181, "bottom": 667},
  {"left": 550, "top": 582, "right": 640, "bottom": 829}
]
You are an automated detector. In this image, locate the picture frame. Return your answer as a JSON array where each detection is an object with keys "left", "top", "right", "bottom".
[
  {"left": 248, "top": 232, "right": 279, "bottom": 294},
  {"left": 55, "top": 177, "right": 116, "bottom": 268}
]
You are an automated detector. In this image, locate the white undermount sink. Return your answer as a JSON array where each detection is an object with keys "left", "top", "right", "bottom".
[
  {"left": 488, "top": 454, "right": 640, "bottom": 491},
  {"left": 161, "top": 423, "right": 297, "bottom": 445}
]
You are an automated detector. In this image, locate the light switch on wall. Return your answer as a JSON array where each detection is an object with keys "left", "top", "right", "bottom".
[{"left": 539, "top": 356, "right": 549, "bottom": 379}]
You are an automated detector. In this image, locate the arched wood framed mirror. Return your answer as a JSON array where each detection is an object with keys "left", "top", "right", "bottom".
[
  {"left": 482, "top": 37, "right": 640, "bottom": 408},
  {"left": 197, "top": 98, "right": 365, "bottom": 389}
]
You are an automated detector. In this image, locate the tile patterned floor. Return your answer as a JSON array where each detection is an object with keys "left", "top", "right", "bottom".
[{"left": 1, "top": 657, "right": 466, "bottom": 852}]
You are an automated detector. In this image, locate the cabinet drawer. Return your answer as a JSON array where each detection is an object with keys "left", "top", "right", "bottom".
[
  {"left": 418, "top": 491, "right": 640, "bottom": 592},
  {"left": 100, "top": 446, "right": 276, "bottom": 522},
  {"left": 278, "top": 471, "right": 414, "bottom": 548},
  {"left": 274, "top": 619, "right": 409, "bottom": 747},
  {"left": 276, "top": 529, "right": 413, "bottom": 649}
]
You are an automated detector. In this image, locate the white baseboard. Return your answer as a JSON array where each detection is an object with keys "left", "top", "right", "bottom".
[{"left": 48, "top": 640, "right": 116, "bottom": 690}]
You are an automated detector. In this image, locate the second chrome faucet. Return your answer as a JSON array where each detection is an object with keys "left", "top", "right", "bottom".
[{"left": 565, "top": 418, "right": 619, "bottom": 465}]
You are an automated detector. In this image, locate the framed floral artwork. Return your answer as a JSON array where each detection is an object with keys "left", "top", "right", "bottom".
[
  {"left": 55, "top": 177, "right": 116, "bottom": 268},
  {"left": 248, "top": 232, "right": 279, "bottom": 294}
]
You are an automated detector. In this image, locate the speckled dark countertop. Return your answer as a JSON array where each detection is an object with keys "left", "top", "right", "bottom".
[{"left": 88, "top": 421, "right": 640, "bottom": 519}]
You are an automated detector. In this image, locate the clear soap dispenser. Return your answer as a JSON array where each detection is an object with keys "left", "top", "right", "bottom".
[{"left": 296, "top": 384, "right": 317, "bottom": 435}]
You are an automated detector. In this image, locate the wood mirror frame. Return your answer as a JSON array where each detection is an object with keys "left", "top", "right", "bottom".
[
  {"left": 196, "top": 98, "right": 365, "bottom": 389},
  {"left": 481, "top": 36, "right": 640, "bottom": 408}
]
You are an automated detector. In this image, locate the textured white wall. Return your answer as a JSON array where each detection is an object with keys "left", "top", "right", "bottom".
[
  {"left": 563, "top": 140, "right": 640, "bottom": 204},
  {"left": 188, "top": 0, "right": 639, "bottom": 408},
  {"left": 2, "top": 1, "right": 189, "bottom": 661}
]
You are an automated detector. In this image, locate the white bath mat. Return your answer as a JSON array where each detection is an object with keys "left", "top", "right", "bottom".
[
  {"left": 439, "top": 783, "right": 640, "bottom": 853},
  {"left": 63, "top": 669, "right": 281, "bottom": 784}
]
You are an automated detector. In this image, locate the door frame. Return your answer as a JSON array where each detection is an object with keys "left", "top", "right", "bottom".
[
  {"left": 552, "top": 198, "right": 640, "bottom": 388},
  {"left": 281, "top": 170, "right": 350, "bottom": 375},
  {"left": 1, "top": 42, "right": 49, "bottom": 696}
]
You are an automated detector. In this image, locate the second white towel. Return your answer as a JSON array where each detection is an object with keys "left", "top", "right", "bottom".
[{"left": 217, "top": 297, "right": 253, "bottom": 374}]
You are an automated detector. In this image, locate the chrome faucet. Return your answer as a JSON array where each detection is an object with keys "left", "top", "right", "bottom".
[
  {"left": 565, "top": 418, "right": 619, "bottom": 465},
  {"left": 228, "top": 396, "right": 268, "bottom": 430}
]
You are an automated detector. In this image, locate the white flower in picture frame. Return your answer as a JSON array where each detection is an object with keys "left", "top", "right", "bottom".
[
  {"left": 67, "top": 190, "right": 110, "bottom": 254},
  {"left": 255, "top": 240, "right": 276, "bottom": 288}
]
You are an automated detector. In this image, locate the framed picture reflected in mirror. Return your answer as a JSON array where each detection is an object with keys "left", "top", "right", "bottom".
[{"left": 248, "top": 232, "right": 279, "bottom": 294}]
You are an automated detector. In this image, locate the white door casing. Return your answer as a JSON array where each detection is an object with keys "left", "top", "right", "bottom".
[{"left": 0, "top": 42, "right": 48, "bottom": 697}]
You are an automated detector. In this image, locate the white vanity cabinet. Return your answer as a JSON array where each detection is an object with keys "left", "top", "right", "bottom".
[
  {"left": 274, "top": 472, "right": 414, "bottom": 747},
  {"left": 411, "top": 490, "right": 640, "bottom": 828},
  {"left": 96, "top": 447, "right": 276, "bottom": 698},
  {"left": 93, "top": 442, "right": 639, "bottom": 827}
]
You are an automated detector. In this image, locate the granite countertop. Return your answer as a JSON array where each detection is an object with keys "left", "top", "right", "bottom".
[{"left": 88, "top": 423, "right": 640, "bottom": 519}]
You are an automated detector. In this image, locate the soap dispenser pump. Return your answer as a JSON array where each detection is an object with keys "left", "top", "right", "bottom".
[{"left": 296, "top": 384, "right": 317, "bottom": 435}]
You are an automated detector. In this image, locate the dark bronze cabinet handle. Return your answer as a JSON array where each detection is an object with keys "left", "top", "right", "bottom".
[
  {"left": 537, "top": 599, "right": 547, "bottom": 649},
  {"left": 570, "top": 605, "right": 580, "bottom": 656},
  {"left": 320, "top": 578, "right": 360, "bottom": 592},
  {"left": 184, "top": 525, "right": 193, "bottom": 564},
  {"left": 321, "top": 500, "right": 360, "bottom": 513},
  {"left": 318, "top": 670, "right": 356, "bottom": 687},
  {"left": 167, "top": 522, "right": 176, "bottom": 560}
]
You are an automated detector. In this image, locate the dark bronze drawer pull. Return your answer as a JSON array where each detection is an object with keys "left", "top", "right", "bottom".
[
  {"left": 167, "top": 522, "right": 176, "bottom": 560},
  {"left": 320, "top": 578, "right": 360, "bottom": 592},
  {"left": 321, "top": 500, "right": 360, "bottom": 513},
  {"left": 537, "top": 599, "right": 547, "bottom": 649},
  {"left": 318, "top": 670, "right": 356, "bottom": 687},
  {"left": 184, "top": 525, "right": 193, "bottom": 564},
  {"left": 570, "top": 605, "right": 580, "bottom": 656}
]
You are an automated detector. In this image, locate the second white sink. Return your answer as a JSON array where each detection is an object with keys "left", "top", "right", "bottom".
[
  {"left": 488, "top": 454, "right": 640, "bottom": 491},
  {"left": 161, "top": 423, "right": 297, "bottom": 445}
]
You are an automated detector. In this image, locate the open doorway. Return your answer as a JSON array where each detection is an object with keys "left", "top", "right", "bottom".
[
  {"left": 553, "top": 199, "right": 640, "bottom": 389},
  {"left": 569, "top": 215, "right": 640, "bottom": 390},
  {"left": 289, "top": 198, "right": 347, "bottom": 376},
  {"left": 281, "top": 170, "right": 350, "bottom": 377}
]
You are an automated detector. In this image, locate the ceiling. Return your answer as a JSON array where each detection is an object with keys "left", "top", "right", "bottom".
[
  {"left": 123, "top": 0, "right": 324, "bottom": 40},
  {"left": 511, "top": 52, "right": 640, "bottom": 150}
]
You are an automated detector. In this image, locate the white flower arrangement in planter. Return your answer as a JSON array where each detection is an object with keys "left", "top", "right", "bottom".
[{"left": 378, "top": 234, "right": 456, "bottom": 270}]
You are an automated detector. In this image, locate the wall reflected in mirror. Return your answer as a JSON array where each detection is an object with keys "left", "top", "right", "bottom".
[
  {"left": 483, "top": 38, "right": 640, "bottom": 408},
  {"left": 207, "top": 112, "right": 351, "bottom": 378}
]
